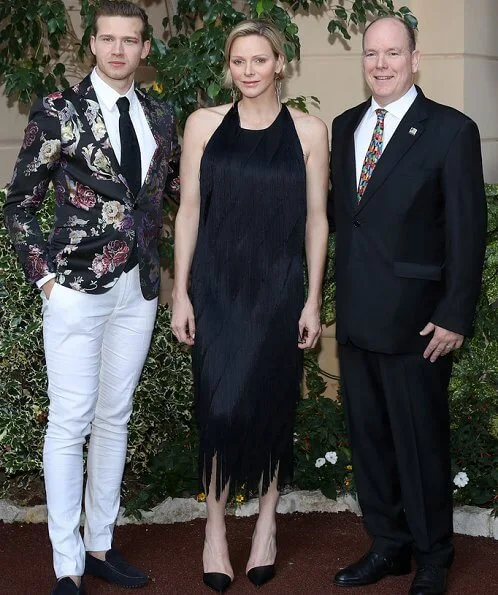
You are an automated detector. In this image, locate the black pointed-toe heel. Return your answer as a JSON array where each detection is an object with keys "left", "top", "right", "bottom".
[
  {"left": 247, "top": 565, "right": 276, "bottom": 587},
  {"left": 203, "top": 572, "right": 232, "bottom": 593}
]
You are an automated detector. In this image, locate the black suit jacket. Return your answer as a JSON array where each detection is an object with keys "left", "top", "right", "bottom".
[
  {"left": 329, "top": 87, "right": 487, "bottom": 354},
  {"left": 4, "top": 75, "right": 179, "bottom": 300}
]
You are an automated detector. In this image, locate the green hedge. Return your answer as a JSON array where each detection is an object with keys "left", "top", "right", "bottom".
[{"left": 1, "top": 186, "right": 497, "bottom": 512}]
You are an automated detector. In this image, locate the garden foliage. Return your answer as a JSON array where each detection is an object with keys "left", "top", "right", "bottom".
[
  {"left": 0, "top": 0, "right": 495, "bottom": 513},
  {"left": 1, "top": 187, "right": 496, "bottom": 512}
]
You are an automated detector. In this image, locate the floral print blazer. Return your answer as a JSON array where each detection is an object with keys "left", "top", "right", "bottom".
[{"left": 3, "top": 75, "right": 180, "bottom": 300}]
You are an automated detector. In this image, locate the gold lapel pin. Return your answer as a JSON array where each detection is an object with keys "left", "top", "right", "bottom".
[{"left": 409, "top": 127, "right": 417, "bottom": 136}]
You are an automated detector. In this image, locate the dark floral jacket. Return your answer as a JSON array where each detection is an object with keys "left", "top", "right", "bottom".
[{"left": 3, "top": 75, "right": 180, "bottom": 300}]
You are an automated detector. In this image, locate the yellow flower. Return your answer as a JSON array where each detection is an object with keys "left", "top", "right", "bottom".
[
  {"left": 344, "top": 478, "right": 351, "bottom": 487},
  {"left": 197, "top": 492, "right": 206, "bottom": 502},
  {"left": 235, "top": 494, "right": 245, "bottom": 504},
  {"left": 346, "top": 465, "right": 353, "bottom": 471},
  {"left": 152, "top": 81, "right": 164, "bottom": 94}
]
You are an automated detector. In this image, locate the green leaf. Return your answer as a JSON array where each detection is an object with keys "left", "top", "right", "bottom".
[
  {"left": 207, "top": 81, "right": 221, "bottom": 99},
  {"left": 404, "top": 14, "right": 419, "bottom": 30}
]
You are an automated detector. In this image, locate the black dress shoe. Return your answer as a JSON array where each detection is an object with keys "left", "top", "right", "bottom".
[
  {"left": 51, "top": 577, "right": 84, "bottom": 594},
  {"left": 247, "top": 564, "right": 276, "bottom": 587},
  {"left": 203, "top": 572, "right": 232, "bottom": 592},
  {"left": 410, "top": 565, "right": 448, "bottom": 594},
  {"left": 334, "top": 551, "right": 411, "bottom": 587},
  {"left": 85, "top": 549, "right": 148, "bottom": 588}
]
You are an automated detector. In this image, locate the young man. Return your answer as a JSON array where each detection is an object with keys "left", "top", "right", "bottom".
[
  {"left": 328, "top": 17, "right": 487, "bottom": 595},
  {"left": 3, "top": 2, "right": 179, "bottom": 593}
]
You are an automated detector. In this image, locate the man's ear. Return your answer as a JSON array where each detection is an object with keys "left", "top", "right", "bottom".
[
  {"left": 411, "top": 50, "right": 421, "bottom": 74},
  {"left": 141, "top": 39, "right": 151, "bottom": 60}
]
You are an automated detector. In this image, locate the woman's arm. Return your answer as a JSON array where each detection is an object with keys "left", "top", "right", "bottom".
[
  {"left": 171, "top": 110, "right": 205, "bottom": 345},
  {"left": 297, "top": 116, "right": 330, "bottom": 349}
]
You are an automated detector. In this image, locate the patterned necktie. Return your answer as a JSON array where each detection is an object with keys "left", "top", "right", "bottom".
[
  {"left": 116, "top": 96, "right": 142, "bottom": 197},
  {"left": 357, "top": 108, "right": 387, "bottom": 202}
]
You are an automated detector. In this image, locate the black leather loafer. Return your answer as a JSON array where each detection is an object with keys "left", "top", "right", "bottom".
[
  {"left": 410, "top": 565, "right": 448, "bottom": 594},
  {"left": 85, "top": 549, "right": 149, "bottom": 588},
  {"left": 334, "top": 550, "right": 411, "bottom": 587},
  {"left": 51, "top": 577, "right": 84, "bottom": 594}
]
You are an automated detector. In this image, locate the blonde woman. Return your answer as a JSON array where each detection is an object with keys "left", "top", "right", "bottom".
[{"left": 172, "top": 19, "right": 329, "bottom": 592}]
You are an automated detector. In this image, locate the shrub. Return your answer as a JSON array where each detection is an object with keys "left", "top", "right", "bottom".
[
  {"left": 1, "top": 186, "right": 496, "bottom": 514},
  {"left": 0, "top": 188, "right": 193, "bottom": 499}
]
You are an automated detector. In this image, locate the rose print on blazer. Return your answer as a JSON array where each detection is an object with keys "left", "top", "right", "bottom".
[
  {"left": 90, "top": 240, "right": 129, "bottom": 278},
  {"left": 4, "top": 75, "right": 180, "bottom": 298}
]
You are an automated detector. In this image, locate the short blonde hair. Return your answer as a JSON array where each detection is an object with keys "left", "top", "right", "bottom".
[{"left": 222, "top": 19, "right": 287, "bottom": 89}]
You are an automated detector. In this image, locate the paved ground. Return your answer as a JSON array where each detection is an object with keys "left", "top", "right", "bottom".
[{"left": 1, "top": 511, "right": 497, "bottom": 594}]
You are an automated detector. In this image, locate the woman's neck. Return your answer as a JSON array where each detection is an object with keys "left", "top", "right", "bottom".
[{"left": 237, "top": 94, "right": 281, "bottom": 130}]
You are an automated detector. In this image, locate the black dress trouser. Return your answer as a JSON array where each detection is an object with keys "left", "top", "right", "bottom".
[{"left": 338, "top": 342, "right": 454, "bottom": 568}]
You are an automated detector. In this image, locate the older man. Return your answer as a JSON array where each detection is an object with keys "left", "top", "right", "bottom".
[
  {"left": 328, "top": 17, "right": 486, "bottom": 595},
  {"left": 4, "top": 2, "right": 178, "bottom": 593}
]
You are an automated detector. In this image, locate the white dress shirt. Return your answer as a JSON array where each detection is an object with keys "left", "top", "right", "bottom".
[
  {"left": 354, "top": 85, "right": 418, "bottom": 188},
  {"left": 37, "top": 70, "right": 157, "bottom": 289},
  {"left": 90, "top": 67, "right": 156, "bottom": 181}
]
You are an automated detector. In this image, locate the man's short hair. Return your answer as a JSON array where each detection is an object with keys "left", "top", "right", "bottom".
[
  {"left": 92, "top": 0, "right": 149, "bottom": 42},
  {"left": 363, "top": 16, "right": 416, "bottom": 53}
]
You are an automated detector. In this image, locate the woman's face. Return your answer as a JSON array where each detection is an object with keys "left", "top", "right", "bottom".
[{"left": 229, "top": 34, "right": 283, "bottom": 100}]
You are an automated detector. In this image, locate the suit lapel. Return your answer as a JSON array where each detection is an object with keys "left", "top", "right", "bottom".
[
  {"left": 136, "top": 90, "right": 166, "bottom": 193},
  {"left": 342, "top": 102, "right": 369, "bottom": 214},
  {"left": 356, "top": 89, "right": 428, "bottom": 214},
  {"left": 75, "top": 76, "right": 126, "bottom": 191}
]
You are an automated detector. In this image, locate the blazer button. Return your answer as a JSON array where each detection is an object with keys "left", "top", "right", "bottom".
[{"left": 353, "top": 220, "right": 361, "bottom": 227}]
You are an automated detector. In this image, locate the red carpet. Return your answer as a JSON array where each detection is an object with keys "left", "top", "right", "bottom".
[{"left": 1, "top": 511, "right": 496, "bottom": 594}]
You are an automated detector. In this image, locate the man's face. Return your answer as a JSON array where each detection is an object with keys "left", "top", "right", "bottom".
[
  {"left": 362, "top": 18, "right": 420, "bottom": 106},
  {"left": 90, "top": 16, "right": 150, "bottom": 91}
]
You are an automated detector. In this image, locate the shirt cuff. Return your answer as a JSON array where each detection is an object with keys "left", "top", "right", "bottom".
[{"left": 36, "top": 273, "right": 56, "bottom": 289}]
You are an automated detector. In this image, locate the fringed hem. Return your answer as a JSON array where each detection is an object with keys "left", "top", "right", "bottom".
[{"left": 199, "top": 442, "right": 294, "bottom": 501}]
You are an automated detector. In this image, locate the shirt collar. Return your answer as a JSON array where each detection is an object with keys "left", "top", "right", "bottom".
[
  {"left": 90, "top": 68, "right": 136, "bottom": 112},
  {"left": 369, "top": 85, "right": 418, "bottom": 120}
]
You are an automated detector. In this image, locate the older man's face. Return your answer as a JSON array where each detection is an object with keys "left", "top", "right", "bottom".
[{"left": 362, "top": 18, "right": 420, "bottom": 106}]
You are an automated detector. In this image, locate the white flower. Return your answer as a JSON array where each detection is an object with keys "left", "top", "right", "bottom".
[
  {"left": 315, "top": 457, "right": 326, "bottom": 468},
  {"left": 92, "top": 118, "right": 107, "bottom": 141},
  {"left": 39, "top": 139, "right": 61, "bottom": 164},
  {"left": 93, "top": 148, "right": 112, "bottom": 172},
  {"left": 102, "top": 201, "right": 125, "bottom": 226},
  {"left": 325, "top": 451, "right": 338, "bottom": 465},
  {"left": 69, "top": 229, "right": 87, "bottom": 245},
  {"left": 61, "top": 122, "right": 74, "bottom": 142},
  {"left": 453, "top": 471, "right": 469, "bottom": 488}
]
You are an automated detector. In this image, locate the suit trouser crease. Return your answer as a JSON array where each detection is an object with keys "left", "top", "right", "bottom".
[
  {"left": 339, "top": 343, "right": 454, "bottom": 567},
  {"left": 42, "top": 266, "right": 157, "bottom": 577}
]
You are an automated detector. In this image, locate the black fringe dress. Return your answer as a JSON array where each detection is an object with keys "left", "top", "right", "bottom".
[{"left": 191, "top": 103, "right": 306, "bottom": 498}]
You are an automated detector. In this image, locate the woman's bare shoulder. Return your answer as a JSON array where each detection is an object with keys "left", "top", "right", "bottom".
[
  {"left": 186, "top": 104, "right": 232, "bottom": 127},
  {"left": 287, "top": 106, "right": 328, "bottom": 137},
  {"left": 184, "top": 104, "right": 233, "bottom": 146}
]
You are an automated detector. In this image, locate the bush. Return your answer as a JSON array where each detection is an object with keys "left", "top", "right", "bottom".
[
  {"left": 1, "top": 186, "right": 497, "bottom": 514},
  {"left": 449, "top": 183, "right": 498, "bottom": 509},
  {"left": 0, "top": 188, "right": 193, "bottom": 499}
]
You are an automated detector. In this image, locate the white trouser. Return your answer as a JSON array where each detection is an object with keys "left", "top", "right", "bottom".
[{"left": 41, "top": 266, "right": 157, "bottom": 578}]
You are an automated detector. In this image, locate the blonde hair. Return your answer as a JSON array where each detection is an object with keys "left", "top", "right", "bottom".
[{"left": 222, "top": 19, "right": 287, "bottom": 89}]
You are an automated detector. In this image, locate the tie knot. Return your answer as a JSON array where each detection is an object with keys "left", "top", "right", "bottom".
[
  {"left": 375, "top": 108, "right": 387, "bottom": 121},
  {"left": 116, "top": 96, "right": 130, "bottom": 114}
]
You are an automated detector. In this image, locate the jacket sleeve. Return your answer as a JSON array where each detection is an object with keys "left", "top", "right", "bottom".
[
  {"left": 431, "top": 119, "right": 487, "bottom": 336},
  {"left": 3, "top": 96, "right": 61, "bottom": 285},
  {"left": 164, "top": 105, "right": 180, "bottom": 203}
]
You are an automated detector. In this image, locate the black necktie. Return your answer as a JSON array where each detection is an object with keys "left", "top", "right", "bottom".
[{"left": 116, "top": 96, "right": 141, "bottom": 197}]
